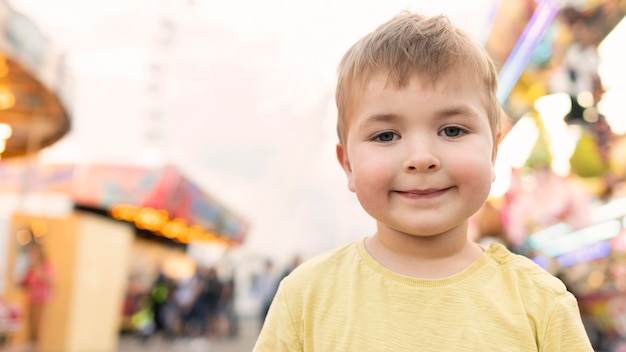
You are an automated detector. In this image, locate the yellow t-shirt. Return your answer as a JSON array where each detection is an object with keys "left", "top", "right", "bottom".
[{"left": 253, "top": 239, "right": 593, "bottom": 351}]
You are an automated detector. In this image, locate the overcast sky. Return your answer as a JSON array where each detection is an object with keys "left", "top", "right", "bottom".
[{"left": 7, "top": 0, "right": 625, "bottom": 264}]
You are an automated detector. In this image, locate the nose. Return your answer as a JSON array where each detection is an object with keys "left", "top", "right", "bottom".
[{"left": 403, "top": 139, "right": 440, "bottom": 172}]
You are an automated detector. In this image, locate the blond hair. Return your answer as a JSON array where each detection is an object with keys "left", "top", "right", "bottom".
[{"left": 335, "top": 11, "right": 501, "bottom": 145}]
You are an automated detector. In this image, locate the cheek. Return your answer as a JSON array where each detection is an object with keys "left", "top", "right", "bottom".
[
  {"left": 352, "top": 155, "right": 395, "bottom": 192},
  {"left": 454, "top": 155, "right": 495, "bottom": 192}
]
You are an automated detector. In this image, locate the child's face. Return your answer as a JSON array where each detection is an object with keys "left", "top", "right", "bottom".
[{"left": 337, "top": 68, "right": 498, "bottom": 239}]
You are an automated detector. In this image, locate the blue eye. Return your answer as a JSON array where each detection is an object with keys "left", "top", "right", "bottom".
[
  {"left": 442, "top": 127, "right": 463, "bottom": 137},
  {"left": 374, "top": 132, "right": 398, "bottom": 142}
]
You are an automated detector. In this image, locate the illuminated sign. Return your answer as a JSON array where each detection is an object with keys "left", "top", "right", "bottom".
[
  {"left": 534, "top": 220, "right": 622, "bottom": 257},
  {"left": 555, "top": 241, "right": 612, "bottom": 268}
]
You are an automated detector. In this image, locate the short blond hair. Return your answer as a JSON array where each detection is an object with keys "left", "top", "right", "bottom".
[{"left": 335, "top": 11, "right": 501, "bottom": 145}]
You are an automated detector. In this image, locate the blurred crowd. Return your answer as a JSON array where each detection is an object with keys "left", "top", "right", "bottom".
[
  {"left": 122, "top": 265, "right": 237, "bottom": 343},
  {"left": 120, "top": 254, "right": 303, "bottom": 344}
]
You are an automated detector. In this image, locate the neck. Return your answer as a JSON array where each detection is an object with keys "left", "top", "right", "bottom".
[{"left": 365, "top": 224, "right": 483, "bottom": 279}]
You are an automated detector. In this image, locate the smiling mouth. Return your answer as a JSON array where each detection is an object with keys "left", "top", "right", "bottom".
[{"left": 396, "top": 188, "right": 450, "bottom": 198}]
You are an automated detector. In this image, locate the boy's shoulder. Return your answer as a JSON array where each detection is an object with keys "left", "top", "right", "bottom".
[{"left": 485, "top": 243, "right": 569, "bottom": 295}]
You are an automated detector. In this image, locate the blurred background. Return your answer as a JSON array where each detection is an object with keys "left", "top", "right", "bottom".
[{"left": 0, "top": 0, "right": 626, "bottom": 351}]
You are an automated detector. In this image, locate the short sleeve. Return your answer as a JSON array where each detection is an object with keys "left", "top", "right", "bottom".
[
  {"left": 542, "top": 292, "right": 594, "bottom": 352},
  {"left": 253, "top": 282, "right": 302, "bottom": 352}
]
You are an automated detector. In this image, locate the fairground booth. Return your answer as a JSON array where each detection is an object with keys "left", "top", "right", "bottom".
[{"left": 0, "top": 1, "right": 249, "bottom": 350}]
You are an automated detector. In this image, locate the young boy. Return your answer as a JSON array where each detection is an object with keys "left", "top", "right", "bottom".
[{"left": 253, "top": 11, "right": 593, "bottom": 351}]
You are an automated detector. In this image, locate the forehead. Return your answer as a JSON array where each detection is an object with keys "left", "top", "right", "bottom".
[{"left": 349, "top": 68, "right": 487, "bottom": 112}]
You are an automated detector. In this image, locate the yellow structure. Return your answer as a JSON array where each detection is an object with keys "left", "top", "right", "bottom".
[{"left": 4, "top": 211, "right": 134, "bottom": 352}]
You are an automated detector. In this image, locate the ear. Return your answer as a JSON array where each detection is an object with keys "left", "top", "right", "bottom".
[
  {"left": 336, "top": 143, "right": 356, "bottom": 192},
  {"left": 491, "top": 133, "right": 501, "bottom": 182}
]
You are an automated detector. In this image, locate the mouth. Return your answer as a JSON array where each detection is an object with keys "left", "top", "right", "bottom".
[{"left": 395, "top": 188, "right": 450, "bottom": 199}]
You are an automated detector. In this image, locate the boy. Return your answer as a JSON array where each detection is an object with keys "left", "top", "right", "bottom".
[{"left": 253, "top": 11, "right": 593, "bottom": 351}]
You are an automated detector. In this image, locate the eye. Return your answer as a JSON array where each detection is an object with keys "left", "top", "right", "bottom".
[
  {"left": 373, "top": 131, "right": 399, "bottom": 142},
  {"left": 440, "top": 126, "right": 465, "bottom": 137}
]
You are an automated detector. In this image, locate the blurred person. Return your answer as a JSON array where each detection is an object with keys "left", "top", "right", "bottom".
[
  {"left": 192, "top": 266, "right": 222, "bottom": 338},
  {"left": 218, "top": 275, "right": 238, "bottom": 338},
  {"left": 159, "top": 278, "right": 180, "bottom": 339},
  {"left": 121, "top": 273, "right": 156, "bottom": 343},
  {"left": 19, "top": 241, "right": 54, "bottom": 345},
  {"left": 176, "top": 270, "right": 203, "bottom": 338},
  {"left": 254, "top": 11, "right": 592, "bottom": 351},
  {"left": 130, "top": 296, "right": 155, "bottom": 343},
  {"left": 280, "top": 255, "right": 303, "bottom": 280},
  {"left": 256, "top": 259, "right": 278, "bottom": 330},
  {"left": 150, "top": 270, "right": 169, "bottom": 335}
]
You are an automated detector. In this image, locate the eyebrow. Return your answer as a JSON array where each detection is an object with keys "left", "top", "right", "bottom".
[
  {"left": 364, "top": 113, "right": 397, "bottom": 122},
  {"left": 435, "top": 105, "right": 480, "bottom": 119},
  {"left": 360, "top": 105, "right": 480, "bottom": 128},
  {"left": 358, "top": 114, "right": 398, "bottom": 130}
]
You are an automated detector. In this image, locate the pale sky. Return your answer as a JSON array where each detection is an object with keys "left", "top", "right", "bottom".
[{"left": 6, "top": 0, "right": 625, "bottom": 264}]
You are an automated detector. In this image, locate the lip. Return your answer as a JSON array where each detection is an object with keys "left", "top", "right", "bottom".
[{"left": 395, "top": 188, "right": 450, "bottom": 199}]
